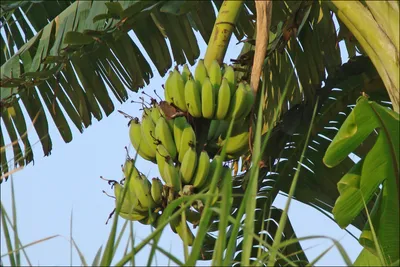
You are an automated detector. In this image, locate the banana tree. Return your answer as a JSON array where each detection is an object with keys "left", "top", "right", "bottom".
[{"left": 1, "top": 0, "right": 398, "bottom": 265}]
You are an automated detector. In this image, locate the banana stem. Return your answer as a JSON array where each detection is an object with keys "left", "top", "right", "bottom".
[
  {"left": 203, "top": 0, "right": 244, "bottom": 69},
  {"left": 330, "top": 0, "right": 399, "bottom": 113},
  {"left": 250, "top": 1, "right": 272, "bottom": 93}
]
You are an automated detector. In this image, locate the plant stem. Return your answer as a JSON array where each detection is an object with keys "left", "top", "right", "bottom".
[{"left": 203, "top": 0, "right": 244, "bottom": 69}]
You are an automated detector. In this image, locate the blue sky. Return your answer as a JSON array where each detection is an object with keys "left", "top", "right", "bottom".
[{"left": 1, "top": 21, "right": 363, "bottom": 266}]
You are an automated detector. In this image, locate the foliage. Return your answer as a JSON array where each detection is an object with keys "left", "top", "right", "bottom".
[
  {"left": 1, "top": 0, "right": 399, "bottom": 266},
  {"left": 324, "top": 96, "right": 399, "bottom": 264}
]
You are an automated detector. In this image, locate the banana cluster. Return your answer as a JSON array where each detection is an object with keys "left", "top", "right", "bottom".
[
  {"left": 107, "top": 59, "right": 254, "bottom": 245},
  {"left": 164, "top": 59, "right": 255, "bottom": 121},
  {"left": 112, "top": 159, "right": 161, "bottom": 225}
]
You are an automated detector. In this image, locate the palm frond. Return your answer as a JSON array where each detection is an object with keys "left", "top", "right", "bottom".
[{"left": 0, "top": 0, "right": 257, "bottom": 180}]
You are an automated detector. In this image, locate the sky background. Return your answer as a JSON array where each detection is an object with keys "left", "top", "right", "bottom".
[{"left": 1, "top": 13, "right": 363, "bottom": 266}]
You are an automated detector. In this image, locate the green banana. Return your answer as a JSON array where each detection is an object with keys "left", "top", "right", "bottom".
[
  {"left": 240, "top": 82, "right": 255, "bottom": 120},
  {"left": 226, "top": 82, "right": 248, "bottom": 120},
  {"left": 185, "top": 78, "right": 202, "bottom": 118},
  {"left": 191, "top": 150, "right": 210, "bottom": 189},
  {"left": 207, "top": 120, "right": 220, "bottom": 141},
  {"left": 179, "top": 124, "right": 196, "bottom": 163},
  {"left": 130, "top": 173, "right": 157, "bottom": 211},
  {"left": 156, "top": 144, "right": 171, "bottom": 185},
  {"left": 201, "top": 77, "right": 217, "bottom": 119},
  {"left": 215, "top": 78, "right": 231, "bottom": 120},
  {"left": 150, "top": 105, "right": 162, "bottom": 124},
  {"left": 219, "top": 128, "right": 250, "bottom": 156},
  {"left": 119, "top": 209, "right": 150, "bottom": 221},
  {"left": 164, "top": 157, "right": 181, "bottom": 193},
  {"left": 197, "top": 155, "right": 221, "bottom": 191},
  {"left": 194, "top": 59, "right": 208, "bottom": 86},
  {"left": 168, "top": 69, "right": 187, "bottom": 111},
  {"left": 181, "top": 64, "right": 192, "bottom": 84},
  {"left": 155, "top": 116, "right": 177, "bottom": 160},
  {"left": 128, "top": 118, "right": 156, "bottom": 162},
  {"left": 123, "top": 159, "right": 140, "bottom": 179},
  {"left": 114, "top": 183, "right": 137, "bottom": 215},
  {"left": 170, "top": 215, "right": 195, "bottom": 246},
  {"left": 180, "top": 147, "right": 198, "bottom": 184},
  {"left": 141, "top": 113, "right": 158, "bottom": 152},
  {"left": 164, "top": 71, "right": 174, "bottom": 104},
  {"left": 173, "top": 116, "right": 189, "bottom": 154},
  {"left": 207, "top": 59, "right": 222, "bottom": 89},
  {"left": 151, "top": 178, "right": 163, "bottom": 205},
  {"left": 222, "top": 65, "right": 236, "bottom": 95}
]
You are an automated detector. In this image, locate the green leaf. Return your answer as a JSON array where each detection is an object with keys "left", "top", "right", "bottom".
[
  {"left": 324, "top": 96, "right": 399, "bottom": 262},
  {"left": 104, "top": 2, "right": 123, "bottom": 18},
  {"left": 63, "top": 31, "right": 94, "bottom": 45},
  {"left": 354, "top": 248, "right": 382, "bottom": 266},
  {"left": 160, "top": 1, "right": 195, "bottom": 16}
]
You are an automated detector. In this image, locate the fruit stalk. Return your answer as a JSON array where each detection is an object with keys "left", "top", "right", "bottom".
[{"left": 203, "top": 0, "right": 244, "bottom": 69}]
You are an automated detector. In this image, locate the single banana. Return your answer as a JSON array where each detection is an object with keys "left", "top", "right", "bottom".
[
  {"left": 181, "top": 64, "right": 192, "bottom": 84},
  {"left": 120, "top": 209, "right": 150, "bottom": 221},
  {"left": 194, "top": 59, "right": 208, "bottom": 87},
  {"left": 185, "top": 78, "right": 202, "bottom": 118},
  {"left": 151, "top": 178, "right": 163, "bottom": 205},
  {"left": 226, "top": 82, "right": 248, "bottom": 120},
  {"left": 240, "top": 82, "right": 255, "bottom": 120},
  {"left": 173, "top": 116, "right": 189, "bottom": 154},
  {"left": 178, "top": 124, "right": 196, "bottom": 163},
  {"left": 219, "top": 129, "right": 250, "bottom": 156},
  {"left": 191, "top": 150, "right": 210, "bottom": 189},
  {"left": 150, "top": 105, "right": 162, "bottom": 124},
  {"left": 197, "top": 155, "right": 221, "bottom": 191},
  {"left": 169, "top": 69, "right": 187, "bottom": 111},
  {"left": 170, "top": 215, "right": 195, "bottom": 246},
  {"left": 156, "top": 144, "right": 171, "bottom": 185},
  {"left": 207, "top": 120, "right": 220, "bottom": 141},
  {"left": 164, "top": 71, "right": 174, "bottom": 104},
  {"left": 164, "top": 157, "right": 181, "bottom": 193},
  {"left": 141, "top": 113, "right": 158, "bottom": 152},
  {"left": 207, "top": 59, "right": 222, "bottom": 89},
  {"left": 180, "top": 147, "right": 198, "bottom": 184},
  {"left": 201, "top": 77, "right": 217, "bottom": 119},
  {"left": 155, "top": 116, "right": 177, "bottom": 160},
  {"left": 215, "top": 78, "right": 231, "bottom": 120},
  {"left": 123, "top": 159, "right": 140, "bottom": 179},
  {"left": 158, "top": 104, "right": 174, "bottom": 132},
  {"left": 129, "top": 118, "right": 156, "bottom": 162},
  {"left": 222, "top": 65, "right": 236, "bottom": 95}
]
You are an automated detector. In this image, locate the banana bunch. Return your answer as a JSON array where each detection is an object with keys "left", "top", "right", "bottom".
[
  {"left": 111, "top": 159, "right": 165, "bottom": 225},
  {"left": 164, "top": 60, "right": 255, "bottom": 121},
  {"left": 112, "top": 57, "right": 259, "bottom": 246}
]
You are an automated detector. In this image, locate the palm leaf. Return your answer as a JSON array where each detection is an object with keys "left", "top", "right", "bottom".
[{"left": 0, "top": 0, "right": 259, "bottom": 180}]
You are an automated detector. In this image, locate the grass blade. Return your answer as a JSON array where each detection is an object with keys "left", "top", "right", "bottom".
[
  {"left": 267, "top": 97, "right": 320, "bottom": 266},
  {"left": 10, "top": 178, "right": 20, "bottom": 266},
  {"left": 71, "top": 238, "right": 88, "bottom": 266},
  {"left": 241, "top": 75, "right": 265, "bottom": 266},
  {"left": 91, "top": 245, "right": 103, "bottom": 267},
  {"left": 1, "top": 202, "right": 16, "bottom": 266}
]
